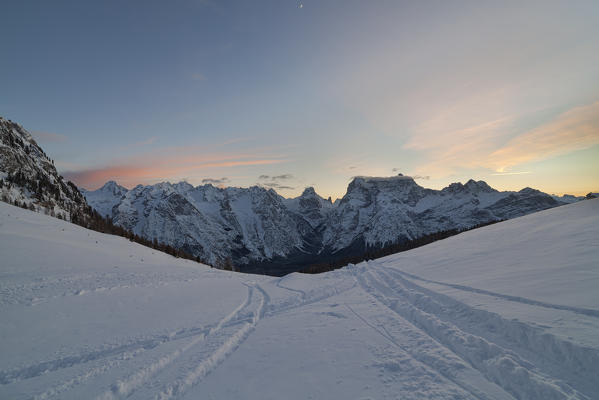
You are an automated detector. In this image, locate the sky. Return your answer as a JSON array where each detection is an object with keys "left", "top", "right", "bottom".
[{"left": 1, "top": 0, "right": 598, "bottom": 199}]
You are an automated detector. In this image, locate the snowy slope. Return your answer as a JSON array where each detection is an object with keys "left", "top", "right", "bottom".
[
  {"left": 1, "top": 199, "right": 598, "bottom": 399},
  {"left": 84, "top": 174, "right": 568, "bottom": 271}
]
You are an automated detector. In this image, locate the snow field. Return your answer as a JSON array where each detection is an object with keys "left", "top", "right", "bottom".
[{"left": 0, "top": 199, "right": 598, "bottom": 399}]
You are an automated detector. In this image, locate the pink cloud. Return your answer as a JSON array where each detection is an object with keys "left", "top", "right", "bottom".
[{"left": 64, "top": 153, "right": 287, "bottom": 190}]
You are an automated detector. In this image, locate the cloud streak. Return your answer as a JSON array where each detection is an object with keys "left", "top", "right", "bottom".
[
  {"left": 491, "top": 171, "right": 532, "bottom": 176},
  {"left": 31, "top": 130, "right": 68, "bottom": 142},
  {"left": 256, "top": 173, "right": 296, "bottom": 191},
  {"left": 261, "top": 182, "right": 295, "bottom": 190},
  {"left": 406, "top": 101, "right": 599, "bottom": 176},
  {"left": 64, "top": 150, "right": 287, "bottom": 190},
  {"left": 258, "top": 173, "right": 294, "bottom": 181},
  {"left": 201, "top": 177, "right": 230, "bottom": 186},
  {"left": 488, "top": 101, "right": 599, "bottom": 172}
]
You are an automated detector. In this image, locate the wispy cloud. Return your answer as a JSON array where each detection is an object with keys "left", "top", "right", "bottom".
[
  {"left": 256, "top": 173, "right": 296, "bottom": 191},
  {"left": 488, "top": 101, "right": 599, "bottom": 172},
  {"left": 261, "top": 182, "right": 295, "bottom": 190},
  {"left": 406, "top": 100, "right": 599, "bottom": 176},
  {"left": 405, "top": 115, "right": 516, "bottom": 175},
  {"left": 491, "top": 171, "right": 532, "bottom": 176},
  {"left": 391, "top": 169, "right": 430, "bottom": 180},
  {"left": 258, "top": 173, "right": 294, "bottom": 181},
  {"left": 272, "top": 174, "right": 293, "bottom": 180},
  {"left": 201, "top": 177, "right": 230, "bottom": 186},
  {"left": 31, "top": 130, "right": 67, "bottom": 142},
  {"left": 191, "top": 72, "right": 207, "bottom": 81},
  {"left": 64, "top": 148, "right": 288, "bottom": 190}
]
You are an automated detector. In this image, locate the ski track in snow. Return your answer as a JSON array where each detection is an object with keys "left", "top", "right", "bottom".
[
  {"left": 0, "top": 276, "right": 355, "bottom": 398},
  {"left": 389, "top": 268, "right": 599, "bottom": 318},
  {"left": 348, "top": 267, "right": 514, "bottom": 400},
  {"left": 0, "top": 272, "right": 209, "bottom": 307},
  {"left": 2, "top": 263, "right": 596, "bottom": 400},
  {"left": 1, "top": 262, "right": 596, "bottom": 400},
  {"left": 353, "top": 263, "right": 593, "bottom": 399},
  {"left": 1, "top": 200, "right": 598, "bottom": 399},
  {"left": 275, "top": 276, "right": 307, "bottom": 301},
  {"left": 378, "top": 266, "right": 599, "bottom": 397},
  {"left": 155, "top": 284, "right": 268, "bottom": 400},
  {"left": 94, "top": 285, "right": 257, "bottom": 400}
]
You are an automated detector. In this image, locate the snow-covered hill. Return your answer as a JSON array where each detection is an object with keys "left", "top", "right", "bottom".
[
  {"left": 1, "top": 198, "right": 597, "bottom": 399},
  {"left": 84, "top": 174, "right": 567, "bottom": 272}
]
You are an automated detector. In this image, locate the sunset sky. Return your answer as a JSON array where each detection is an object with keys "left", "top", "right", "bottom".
[{"left": 2, "top": 0, "right": 598, "bottom": 199}]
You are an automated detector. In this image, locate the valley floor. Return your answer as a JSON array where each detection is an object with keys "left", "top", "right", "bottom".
[{"left": 0, "top": 200, "right": 598, "bottom": 399}]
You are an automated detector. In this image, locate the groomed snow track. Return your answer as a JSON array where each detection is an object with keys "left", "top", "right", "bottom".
[{"left": 1, "top": 200, "right": 598, "bottom": 399}]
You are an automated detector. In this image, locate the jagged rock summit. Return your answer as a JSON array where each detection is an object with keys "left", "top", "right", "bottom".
[{"left": 0, "top": 117, "right": 87, "bottom": 219}]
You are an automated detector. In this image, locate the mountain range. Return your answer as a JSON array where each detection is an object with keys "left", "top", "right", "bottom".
[
  {"left": 0, "top": 116, "right": 583, "bottom": 275},
  {"left": 82, "top": 175, "right": 570, "bottom": 274}
]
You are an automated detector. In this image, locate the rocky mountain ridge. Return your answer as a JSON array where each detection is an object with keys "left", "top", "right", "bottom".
[
  {"left": 0, "top": 117, "right": 87, "bottom": 219},
  {"left": 83, "top": 174, "right": 568, "bottom": 273}
]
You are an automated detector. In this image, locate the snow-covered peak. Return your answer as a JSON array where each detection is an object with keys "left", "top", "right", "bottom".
[
  {"left": 299, "top": 187, "right": 317, "bottom": 197},
  {"left": 98, "top": 180, "right": 128, "bottom": 195},
  {"left": 464, "top": 179, "right": 495, "bottom": 193},
  {"left": 82, "top": 181, "right": 128, "bottom": 218},
  {"left": 518, "top": 187, "right": 541, "bottom": 195},
  {"left": 441, "top": 179, "right": 495, "bottom": 195},
  {"left": 0, "top": 116, "right": 34, "bottom": 143},
  {"left": 172, "top": 181, "right": 195, "bottom": 193},
  {"left": 285, "top": 186, "right": 332, "bottom": 228},
  {"left": 347, "top": 174, "right": 419, "bottom": 193}
]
